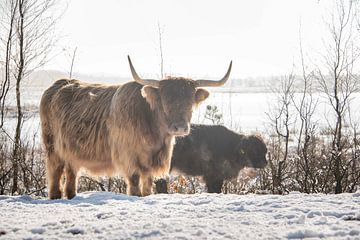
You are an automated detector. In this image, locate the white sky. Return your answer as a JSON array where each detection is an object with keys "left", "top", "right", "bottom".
[{"left": 47, "top": 0, "right": 331, "bottom": 78}]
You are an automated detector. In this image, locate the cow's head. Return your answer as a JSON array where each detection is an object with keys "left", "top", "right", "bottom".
[
  {"left": 236, "top": 135, "right": 267, "bottom": 168},
  {"left": 128, "top": 56, "right": 232, "bottom": 136}
]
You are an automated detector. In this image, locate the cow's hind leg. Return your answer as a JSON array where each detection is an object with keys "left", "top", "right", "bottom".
[
  {"left": 141, "top": 174, "right": 153, "bottom": 196},
  {"left": 46, "top": 153, "right": 65, "bottom": 199},
  {"left": 205, "top": 178, "right": 224, "bottom": 193},
  {"left": 64, "top": 164, "right": 78, "bottom": 199},
  {"left": 126, "top": 173, "right": 141, "bottom": 196}
]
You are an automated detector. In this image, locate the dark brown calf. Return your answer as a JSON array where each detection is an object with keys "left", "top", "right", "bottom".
[{"left": 156, "top": 124, "right": 267, "bottom": 193}]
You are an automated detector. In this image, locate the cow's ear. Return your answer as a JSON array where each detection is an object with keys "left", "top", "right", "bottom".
[
  {"left": 141, "top": 86, "right": 159, "bottom": 110},
  {"left": 195, "top": 88, "right": 209, "bottom": 105}
]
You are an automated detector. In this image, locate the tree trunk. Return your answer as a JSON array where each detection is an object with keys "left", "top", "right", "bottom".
[
  {"left": 11, "top": 0, "right": 25, "bottom": 195},
  {"left": 11, "top": 79, "right": 23, "bottom": 194}
]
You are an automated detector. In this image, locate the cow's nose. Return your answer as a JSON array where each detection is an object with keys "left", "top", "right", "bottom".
[{"left": 169, "top": 122, "right": 189, "bottom": 135}]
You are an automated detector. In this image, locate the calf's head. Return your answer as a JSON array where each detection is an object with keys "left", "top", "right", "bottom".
[
  {"left": 128, "top": 56, "right": 232, "bottom": 136},
  {"left": 236, "top": 135, "right": 267, "bottom": 168}
]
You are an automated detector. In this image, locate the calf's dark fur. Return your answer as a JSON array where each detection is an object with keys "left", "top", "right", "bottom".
[{"left": 156, "top": 124, "right": 267, "bottom": 193}]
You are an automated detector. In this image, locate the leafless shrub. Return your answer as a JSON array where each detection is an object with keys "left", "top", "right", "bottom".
[
  {"left": 315, "top": 0, "right": 360, "bottom": 193},
  {"left": 264, "top": 74, "right": 297, "bottom": 194}
]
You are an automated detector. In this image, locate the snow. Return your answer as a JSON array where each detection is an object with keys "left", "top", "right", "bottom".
[{"left": 0, "top": 191, "right": 359, "bottom": 239}]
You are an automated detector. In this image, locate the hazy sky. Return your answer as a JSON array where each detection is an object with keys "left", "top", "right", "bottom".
[{"left": 47, "top": 0, "right": 331, "bottom": 78}]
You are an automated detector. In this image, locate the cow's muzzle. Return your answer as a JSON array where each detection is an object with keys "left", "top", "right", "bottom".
[{"left": 168, "top": 121, "right": 190, "bottom": 136}]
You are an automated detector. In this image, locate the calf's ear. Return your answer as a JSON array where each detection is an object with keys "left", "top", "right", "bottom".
[
  {"left": 141, "top": 86, "right": 159, "bottom": 110},
  {"left": 236, "top": 144, "right": 246, "bottom": 157},
  {"left": 195, "top": 88, "right": 209, "bottom": 106},
  {"left": 235, "top": 138, "right": 247, "bottom": 157}
]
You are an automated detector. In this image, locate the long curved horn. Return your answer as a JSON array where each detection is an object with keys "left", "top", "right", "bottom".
[
  {"left": 195, "top": 61, "right": 232, "bottom": 87},
  {"left": 127, "top": 55, "right": 159, "bottom": 87}
]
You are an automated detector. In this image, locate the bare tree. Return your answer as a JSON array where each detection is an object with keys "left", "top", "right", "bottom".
[
  {"left": 69, "top": 46, "right": 77, "bottom": 79},
  {"left": 266, "top": 74, "right": 296, "bottom": 194},
  {"left": 315, "top": 0, "right": 360, "bottom": 193},
  {"left": 2, "top": 0, "right": 62, "bottom": 194},
  {"left": 292, "top": 25, "right": 319, "bottom": 193},
  {"left": 157, "top": 22, "right": 164, "bottom": 78},
  {"left": 0, "top": 0, "right": 18, "bottom": 129}
]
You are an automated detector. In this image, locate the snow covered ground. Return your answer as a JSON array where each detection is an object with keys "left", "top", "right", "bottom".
[{"left": 1, "top": 191, "right": 360, "bottom": 239}]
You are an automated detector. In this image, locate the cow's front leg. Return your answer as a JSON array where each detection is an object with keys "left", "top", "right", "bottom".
[
  {"left": 141, "top": 174, "right": 153, "bottom": 196},
  {"left": 126, "top": 173, "right": 141, "bottom": 196}
]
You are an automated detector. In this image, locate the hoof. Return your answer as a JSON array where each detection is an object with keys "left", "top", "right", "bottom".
[{"left": 49, "top": 191, "right": 62, "bottom": 200}]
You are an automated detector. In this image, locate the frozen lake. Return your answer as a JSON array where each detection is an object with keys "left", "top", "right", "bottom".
[{"left": 3, "top": 85, "right": 360, "bottom": 142}]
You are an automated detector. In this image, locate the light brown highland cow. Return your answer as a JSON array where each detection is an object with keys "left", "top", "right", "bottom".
[{"left": 40, "top": 56, "right": 232, "bottom": 199}]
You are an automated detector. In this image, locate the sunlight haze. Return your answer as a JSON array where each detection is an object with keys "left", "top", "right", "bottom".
[{"left": 47, "top": 0, "right": 328, "bottom": 79}]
